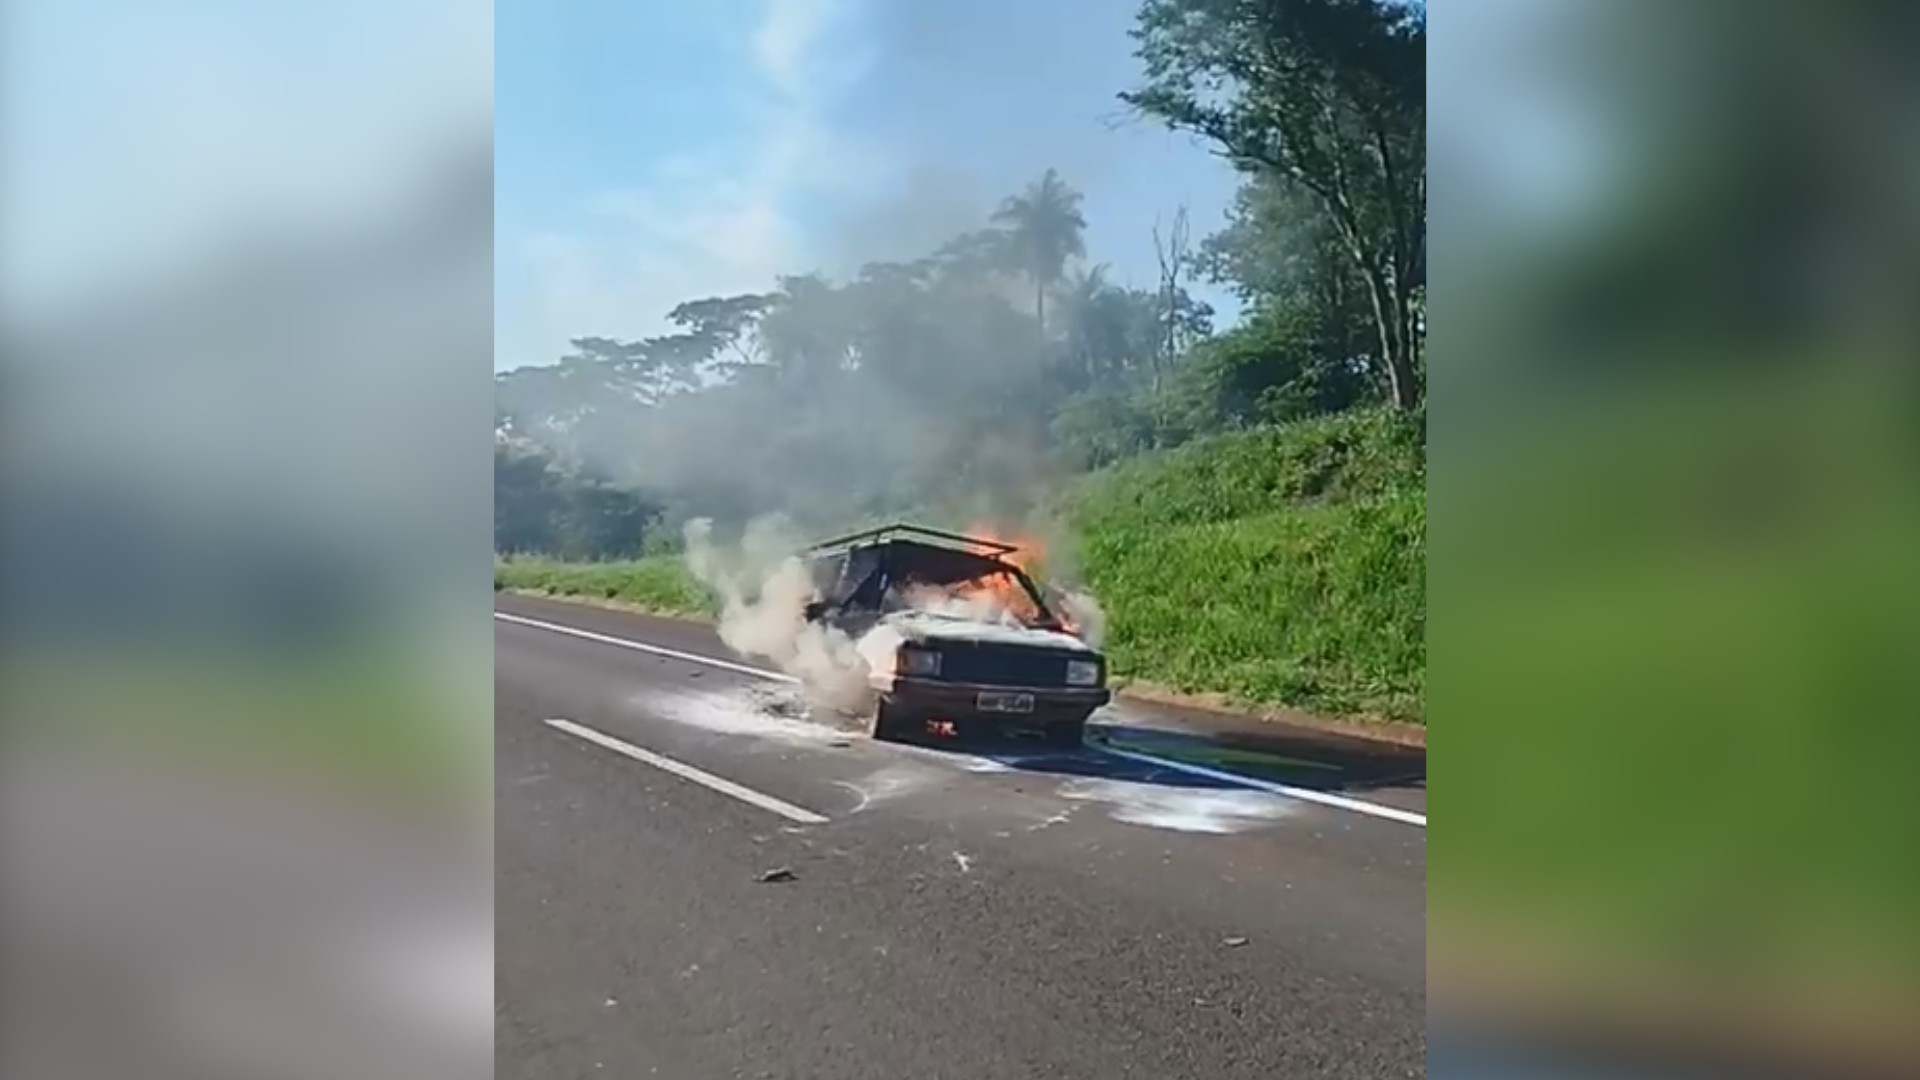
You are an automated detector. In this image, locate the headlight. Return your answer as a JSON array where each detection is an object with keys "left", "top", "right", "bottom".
[
  {"left": 1065, "top": 659, "right": 1100, "bottom": 686},
  {"left": 897, "top": 647, "right": 941, "bottom": 677}
]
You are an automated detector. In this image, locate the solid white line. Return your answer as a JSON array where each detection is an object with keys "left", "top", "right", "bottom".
[
  {"left": 499, "top": 607, "right": 1425, "bottom": 829},
  {"left": 494, "top": 611, "right": 797, "bottom": 683},
  {"left": 1093, "top": 744, "right": 1427, "bottom": 828},
  {"left": 544, "top": 718, "right": 829, "bottom": 825}
]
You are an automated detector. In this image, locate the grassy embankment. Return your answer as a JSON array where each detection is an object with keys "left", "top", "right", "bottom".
[
  {"left": 496, "top": 409, "right": 1426, "bottom": 724},
  {"left": 495, "top": 553, "right": 718, "bottom": 618}
]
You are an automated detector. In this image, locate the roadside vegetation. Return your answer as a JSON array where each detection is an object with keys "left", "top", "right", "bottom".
[
  {"left": 499, "top": 408, "right": 1425, "bottom": 722},
  {"left": 1071, "top": 410, "right": 1424, "bottom": 720},
  {"left": 495, "top": 554, "right": 715, "bottom": 619},
  {"left": 495, "top": 0, "right": 1426, "bottom": 726}
]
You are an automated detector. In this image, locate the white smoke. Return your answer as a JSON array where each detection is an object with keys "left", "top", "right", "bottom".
[
  {"left": 682, "top": 516, "right": 897, "bottom": 716},
  {"left": 1052, "top": 587, "right": 1107, "bottom": 650},
  {"left": 682, "top": 516, "right": 1111, "bottom": 718}
]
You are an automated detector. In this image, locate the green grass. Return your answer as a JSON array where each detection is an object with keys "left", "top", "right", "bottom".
[
  {"left": 495, "top": 554, "right": 716, "bottom": 617},
  {"left": 1069, "top": 408, "right": 1424, "bottom": 530},
  {"left": 1070, "top": 409, "right": 1426, "bottom": 722}
]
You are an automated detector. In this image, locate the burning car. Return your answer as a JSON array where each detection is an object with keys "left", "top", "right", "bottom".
[{"left": 800, "top": 524, "right": 1111, "bottom": 746}]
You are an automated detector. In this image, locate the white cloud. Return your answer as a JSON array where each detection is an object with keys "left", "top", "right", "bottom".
[{"left": 499, "top": 0, "right": 887, "bottom": 370}]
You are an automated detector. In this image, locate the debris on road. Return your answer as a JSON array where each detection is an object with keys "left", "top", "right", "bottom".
[
  {"left": 758, "top": 867, "right": 798, "bottom": 884},
  {"left": 1223, "top": 936, "right": 1249, "bottom": 948}
]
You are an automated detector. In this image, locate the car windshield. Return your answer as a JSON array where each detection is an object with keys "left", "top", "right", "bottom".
[{"left": 885, "top": 567, "right": 1053, "bottom": 628}]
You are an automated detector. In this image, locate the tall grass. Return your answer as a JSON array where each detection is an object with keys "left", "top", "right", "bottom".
[
  {"left": 494, "top": 555, "right": 715, "bottom": 618},
  {"left": 1070, "top": 409, "right": 1425, "bottom": 722}
]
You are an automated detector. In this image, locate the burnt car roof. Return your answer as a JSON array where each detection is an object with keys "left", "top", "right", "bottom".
[
  {"left": 802, "top": 524, "right": 1057, "bottom": 622},
  {"left": 803, "top": 525, "right": 1021, "bottom": 585},
  {"left": 804, "top": 523, "right": 1018, "bottom": 557}
]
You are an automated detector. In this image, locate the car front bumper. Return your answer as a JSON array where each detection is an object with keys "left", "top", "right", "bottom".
[{"left": 874, "top": 675, "right": 1111, "bottom": 723}]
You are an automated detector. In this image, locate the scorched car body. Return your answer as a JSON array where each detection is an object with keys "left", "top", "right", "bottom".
[{"left": 800, "top": 524, "right": 1110, "bottom": 746}]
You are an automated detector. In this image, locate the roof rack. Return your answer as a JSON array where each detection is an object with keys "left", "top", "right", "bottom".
[{"left": 802, "top": 523, "right": 1019, "bottom": 557}]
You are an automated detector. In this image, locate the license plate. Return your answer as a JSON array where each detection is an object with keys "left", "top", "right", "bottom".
[{"left": 976, "top": 691, "right": 1035, "bottom": 714}]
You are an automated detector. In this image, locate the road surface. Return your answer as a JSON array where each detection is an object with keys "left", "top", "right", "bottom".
[{"left": 495, "top": 593, "right": 1425, "bottom": 1079}]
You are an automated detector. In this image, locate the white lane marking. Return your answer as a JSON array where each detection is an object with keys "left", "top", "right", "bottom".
[
  {"left": 495, "top": 611, "right": 796, "bottom": 683},
  {"left": 501, "top": 608, "right": 1425, "bottom": 829},
  {"left": 1093, "top": 745, "right": 1427, "bottom": 828},
  {"left": 544, "top": 718, "right": 829, "bottom": 825}
]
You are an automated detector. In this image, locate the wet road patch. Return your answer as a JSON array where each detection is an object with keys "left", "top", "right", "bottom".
[{"left": 1089, "top": 726, "right": 1355, "bottom": 788}]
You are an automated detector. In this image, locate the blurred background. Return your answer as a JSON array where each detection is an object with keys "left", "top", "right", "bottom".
[
  {"left": 0, "top": 2, "right": 493, "bottom": 1079},
  {"left": 6, "top": 0, "right": 1918, "bottom": 1076},
  {"left": 1433, "top": 0, "right": 1919, "bottom": 1077}
]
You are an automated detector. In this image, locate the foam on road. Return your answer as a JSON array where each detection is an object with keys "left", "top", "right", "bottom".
[
  {"left": 494, "top": 594, "right": 1426, "bottom": 1079},
  {"left": 493, "top": 603, "right": 1425, "bottom": 828}
]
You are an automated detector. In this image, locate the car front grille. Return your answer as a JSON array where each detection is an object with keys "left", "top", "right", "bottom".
[{"left": 937, "top": 645, "right": 1073, "bottom": 688}]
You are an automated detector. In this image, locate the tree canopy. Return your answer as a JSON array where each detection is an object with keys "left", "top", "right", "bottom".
[
  {"left": 495, "top": 2, "right": 1428, "bottom": 556},
  {"left": 1123, "top": 0, "right": 1426, "bottom": 408}
]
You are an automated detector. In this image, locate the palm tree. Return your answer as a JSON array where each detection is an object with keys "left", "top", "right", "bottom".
[
  {"left": 990, "top": 169, "right": 1087, "bottom": 335},
  {"left": 1058, "top": 263, "right": 1115, "bottom": 385}
]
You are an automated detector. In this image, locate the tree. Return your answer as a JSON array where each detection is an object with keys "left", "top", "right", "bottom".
[
  {"left": 1055, "top": 264, "right": 1205, "bottom": 394},
  {"left": 494, "top": 443, "right": 562, "bottom": 554},
  {"left": 1050, "top": 388, "right": 1159, "bottom": 470},
  {"left": 1123, "top": 0, "right": 1426, "bottom": 409},
  {"left": 494, "top": 168, "right": 1246, "bottom": 531},
  {"left": 1196, "top": 174, "right": 1332, "bottom": 305},
  {"left": 494, "top": 441, "right": 661, "bottom": 559},
  {"left": 1165, "top": 303, "right": 1374, "bottom": 432},
  {"left": 664, "top": 292, "right": 776, "bottom": 373},
  {"left": 1151, "top": 205, "right": 1214, "bottom": 381},
  {"left": 1057, "top": 264, "right": 1125, "bottom": 390},
  {"left": 1198, "top": 173, "right": 1381, "bottom": 402},
  {"left": 934, "top": 229, "right": 1016, "bottom": 281},
  {"left": 555, "top": 470, "right": 660, "bottom": 560},
  {"left": 756, "top": 274, "right": 858, "bottom": 383},
  {"left": 991, "top": 168, "right": 1089, "bottom": 335}
]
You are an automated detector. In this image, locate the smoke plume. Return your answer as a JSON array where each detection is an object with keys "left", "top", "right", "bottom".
[
  {"left": 683, "top": 514, "right": 1110, "bottom": 722},
  {"left": 682, "top": 516, "right": 897, "bottom": 716},
  {"left": 1052, "top": 587, "right": 1107, "bottom": 650}
]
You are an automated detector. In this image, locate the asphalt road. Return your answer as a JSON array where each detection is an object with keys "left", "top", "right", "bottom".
[{"left": 495, "top": 593, "right": 1426, "bottom": 1079}]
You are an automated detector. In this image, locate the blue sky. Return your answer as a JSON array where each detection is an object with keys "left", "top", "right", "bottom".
[
  {"left": 4, "top": 0, "right": 490, "bottom": 320},
  {"left": 496, "top": 0, "right": 1244, "bottom": 372}
]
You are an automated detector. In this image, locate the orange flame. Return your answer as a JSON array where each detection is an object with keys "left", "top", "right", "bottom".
[{"left": 928, "top": 522, "right": 1080, "bottom": 639}]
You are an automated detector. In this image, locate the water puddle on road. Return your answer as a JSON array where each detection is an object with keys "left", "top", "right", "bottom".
[{"left": 1089, "top": 726, "right": 1348, "bottom": 788}]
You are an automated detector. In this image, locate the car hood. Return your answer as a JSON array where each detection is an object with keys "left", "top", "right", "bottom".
[{"left": 880, "top": 611, "right": 1096, "bottom": 655}]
